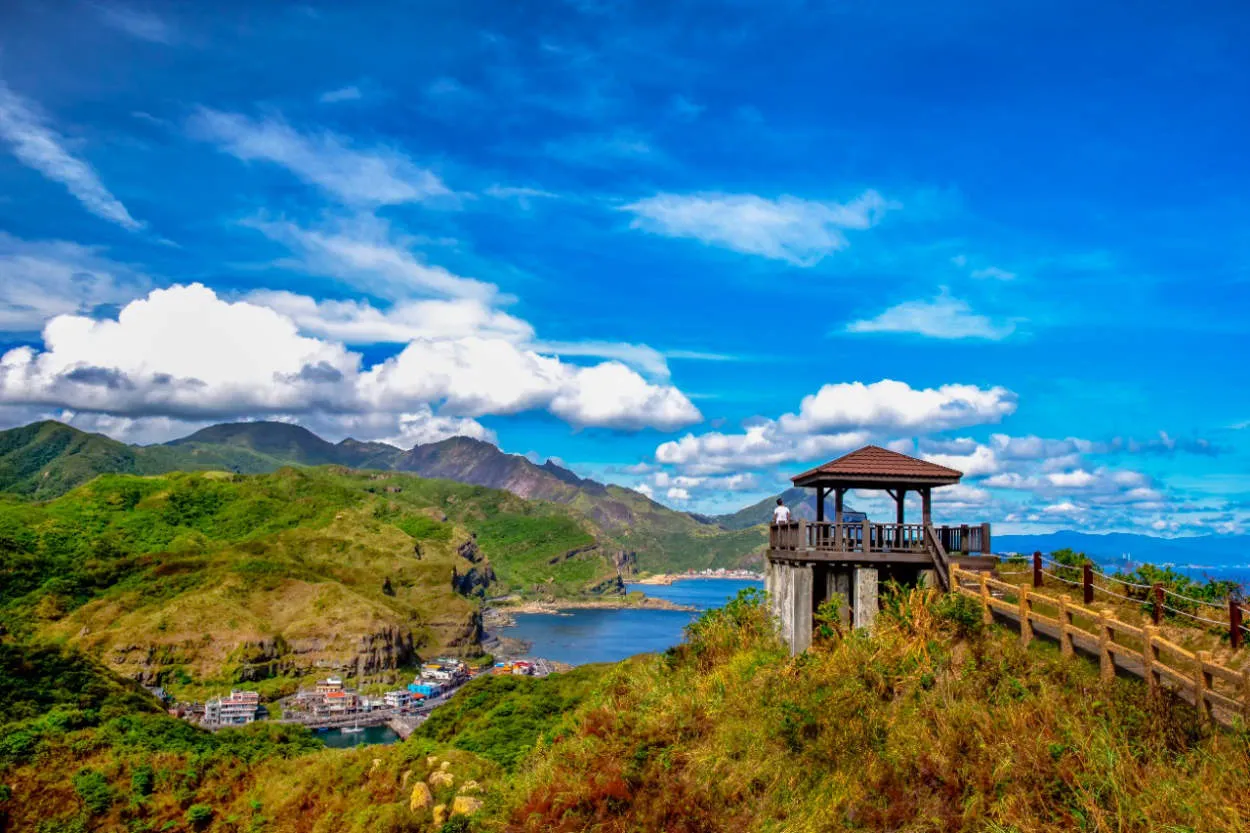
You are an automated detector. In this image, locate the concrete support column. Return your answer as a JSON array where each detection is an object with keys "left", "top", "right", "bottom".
[
  {"left": 826, "top": 567, "right": 852, "bottom": 628},
  {"left": 853, "top": 566, "right": 879, "bottom": 632},
  {"left": 790, "top": 563, "right": 813, "bottom": 654},
  {"left": 918, "top": 568, "right": 938, "bottom": 589}
]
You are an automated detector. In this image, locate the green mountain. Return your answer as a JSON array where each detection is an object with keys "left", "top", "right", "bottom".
[
  {"left": 0, "top": 421, "right": 147, "bottom": 499},
  {"left": 0, "top": 420, "right": 767, "bottom": 575},
  {"left": 713, "top": 486, "right": 868, "bottom": 530},
  {"left": 0, "top": 466, "right": 624, "bottom": 689}
]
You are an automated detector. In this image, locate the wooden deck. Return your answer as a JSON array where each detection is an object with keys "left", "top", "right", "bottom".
[{"left": 767, "top": 521, "right": 996, "bottom": 585}]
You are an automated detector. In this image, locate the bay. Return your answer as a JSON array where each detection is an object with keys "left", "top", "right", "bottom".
[
  {"left": 500, "top": 578, "right": 762, "bottom": 666},
  {"left": 318, "top": 724, "right": 401, "bottom": 749}
]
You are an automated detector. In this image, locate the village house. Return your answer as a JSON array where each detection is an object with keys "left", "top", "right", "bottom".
[
  {"left": 203, "top": 690, "right": 262, "bottom": 726},
  {"left": 384, "top": 689, "right": 415, "bottom": 710}
]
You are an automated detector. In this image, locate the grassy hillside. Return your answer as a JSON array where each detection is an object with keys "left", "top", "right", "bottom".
[
  {"left": 0, "top": 467, "right": 622, "bottom": 689},
  {"left": 488, "top": 588, "right": 1250, "bottom": 832},
  {"left": 0, "top": 639, "right": 507, "bottom": 833},
  {"left": 7, "top": 588, "right": 1249, "bottom": 832},
  {"left": 0, "top": 420, "right": 768, "bottom": 576}
]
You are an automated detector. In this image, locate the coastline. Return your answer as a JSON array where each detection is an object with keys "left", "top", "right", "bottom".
[
  {"left": 632, "top": 572, "right": 764, "bottom": 586},
  {"left": 495, "top": 596, "right": 696, "bottom": 616}
]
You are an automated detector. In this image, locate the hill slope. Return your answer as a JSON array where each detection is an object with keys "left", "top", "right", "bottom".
[
  {"left": 0, "top": 420, "right": 767, "bottom": 575},
  {"left": 0, "top": 467, "right": 626, "bottom": 687}
]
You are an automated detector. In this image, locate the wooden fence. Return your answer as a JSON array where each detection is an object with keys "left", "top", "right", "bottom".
[{"left": 950, "top": 565, "right": 1250, "bottom": 726}]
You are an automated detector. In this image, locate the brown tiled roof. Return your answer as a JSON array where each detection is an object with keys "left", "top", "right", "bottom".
[{"left": 792, "top": 445, "right": 963, "bottom": 486}]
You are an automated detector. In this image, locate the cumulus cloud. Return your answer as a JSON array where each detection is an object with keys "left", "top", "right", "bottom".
[
  {"left": 846, "top": 293, "right": 1016, "bottom": 340},
  {"left": 656, "top": 423, "right": 868, "bottom": 476},
  {"left": 621, "top": 190, "right": 893, "bottom": 265},
  {"left": 0, "top": 233, "right": 150, "bottom": 332},
  {"left": 779, "top": 380, "right": 1017, "bottom": 435},
  {"left": 189, "top": 108, "right": 450, "bottom": 206},
  {"left": 0, "top": 284, "right": 701, "bottom": 434},
  {"left": 0, "top": 83, "right": 143, "bottom": 230}
]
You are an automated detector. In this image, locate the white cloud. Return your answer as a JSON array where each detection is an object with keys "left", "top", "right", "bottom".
[
  {"left": 921, "top": 444, "right": 1000, "bottom": 477},
  {"left": 189, "top": 108, "right": 450, "bottom": 206},
  {"left": 319, "top": 86, "right": 362, "bottom": 104},
  {"left": 846, "top": 293, "right": 1015, "bottom": 340},
  {"left": 666, "top": 486, "right": 690, "bottom": 502},
  {"left": 95, "top": 3, "right": 176, "bottom": 44},
  {"left": 622, "top": 190, "right": 893, "bottom": 265},
  {"left": 779, "top": 380, "right": 1017, "bottom": 435},
  {"left": 246, "top": 291, "right": 533, "bottom": 344},
  {"left": 1046, "top": 469, "right": 1097, "bottom": 488},
  {"left": 549, "top": 362, "right": 701, "bottom": 430},
  {"left": 0, "top": 284, "right": 702, "bottom": 434},
  {"left": 0, "top": 233, "right": 150, "bottom": 332},
  {"left": 656, "top": 423, "right": 868, "bottom": 476},
  {"left": 0, "top": 83, "right": 142, "bottom": 230},
  {"left": 635, "top": 483, "right": 654, "bottom": 498},
  {"left": 243, "top": 214, "right": 495, "bottom": 301},
  {"left": 971, "top": 266, "right": 1015, "bottom": 280}
]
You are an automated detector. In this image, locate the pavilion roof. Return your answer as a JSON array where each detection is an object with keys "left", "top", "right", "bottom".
[{"left": 791, "top": 445, "right": 962, "bottom": 489}]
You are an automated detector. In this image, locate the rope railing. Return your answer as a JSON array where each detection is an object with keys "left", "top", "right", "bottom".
[
  {"left": 951, "top": 565, "right": 1250, "bottom": 727},
  {"left": 1004, "top": 551, "right": 1248, "bottom": 650}
]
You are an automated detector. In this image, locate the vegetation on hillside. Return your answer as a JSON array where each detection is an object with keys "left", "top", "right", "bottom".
[
  {"left": 488, "top": 587, "right": 1250, "bottom": 832},
  {"left": 6, "top": 584, "right": 1250, "bottom": 831},
  {"left": 0, "top": 467, "right": 616, "bottom": 689}
]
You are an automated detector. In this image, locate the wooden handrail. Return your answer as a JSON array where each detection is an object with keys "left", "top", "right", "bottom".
[
  {"left": 951, "top": 565, "right": 1247, "bottom": 727},
  {"left": 925, "top": 524, "right": 951, "bottom": 591}
]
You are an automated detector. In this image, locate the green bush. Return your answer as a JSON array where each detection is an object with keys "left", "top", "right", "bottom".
[
  {"left": 186, "top": 803, "right": 213, "bottom": 826},
  {"left": 72, "top": 768, "right": 114, "bottom": 815}
]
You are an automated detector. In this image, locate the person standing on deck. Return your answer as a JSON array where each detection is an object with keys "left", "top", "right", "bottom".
[{"left": 772, "top": 497, "right": 791, "bottom": 524}]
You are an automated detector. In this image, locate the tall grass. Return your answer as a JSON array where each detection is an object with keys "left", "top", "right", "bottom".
[{"left": 496, "top": 586, "right": 1250, "bottom": 832}]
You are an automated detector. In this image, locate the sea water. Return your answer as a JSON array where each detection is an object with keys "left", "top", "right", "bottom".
[
  {"left": 318, "top": 724, "right": 401, "bottom": 748},
  {"left": 499, "top": 578, "right": 762, "bottom": 666}
]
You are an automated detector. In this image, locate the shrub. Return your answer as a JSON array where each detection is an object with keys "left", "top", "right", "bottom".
[
  {"left": 72, "top": 768, "right": 114, "bottom": 815},
  {"left": 185, "top": 803, "right": 213, "bottom": 826}
]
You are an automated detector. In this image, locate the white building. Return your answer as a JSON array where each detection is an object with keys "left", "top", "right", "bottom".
[
  {"left": 384, "top": 690, "right": 414, "bottom": 710},
  {"left": 204, "top": 690, "right": 262, "bottom": 726}
]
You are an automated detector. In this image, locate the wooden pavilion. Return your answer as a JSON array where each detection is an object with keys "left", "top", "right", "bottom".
[{"left": 765, "top": 445, "right": 997, "bottom": 653}]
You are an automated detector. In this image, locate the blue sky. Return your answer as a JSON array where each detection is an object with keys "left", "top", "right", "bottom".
[{"left": 0, "top": 0, "right": 1247, "bottom": 533}]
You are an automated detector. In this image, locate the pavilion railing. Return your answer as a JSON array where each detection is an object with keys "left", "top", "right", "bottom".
[{"left": 769, "top": 520, "right": 992, "bottom": 556}]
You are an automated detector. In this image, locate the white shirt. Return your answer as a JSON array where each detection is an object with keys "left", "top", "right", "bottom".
[{"left": 772, "top": 505, "right": 791, "bottom": 524}]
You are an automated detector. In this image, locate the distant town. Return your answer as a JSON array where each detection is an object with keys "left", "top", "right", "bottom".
[{"left": 159, "top": 656, "right": 554, "bottom": 738}]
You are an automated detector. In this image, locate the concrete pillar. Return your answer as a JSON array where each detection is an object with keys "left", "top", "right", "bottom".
[
  {"left": 826, "top": 567, "right": 852, "bottom": 628},
  {"left": 918, "top": 568, "right": 937, "bottom": 589},
  {"left": 776, "top": 563, "right": 793, "bottom": 648},
  {"left": 790, "top": 563, "right": 813, "bottom": 654},
  {"left": 853, "top": 566, "right": 879, "bottom": 632}
]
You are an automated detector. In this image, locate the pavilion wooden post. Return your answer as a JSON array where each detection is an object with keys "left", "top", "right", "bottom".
[
  {"left": 920, "top": 487, "right": 932, "bottom": 527},
  {"left": 833, "top": 488, "right": 844, "bottom": 550},
  {"left": 815, "top": 486, "right": 825, "bottom": 523}
]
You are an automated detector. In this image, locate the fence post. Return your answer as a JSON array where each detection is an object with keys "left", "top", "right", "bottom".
[
  {"left": 1082, "top": 564, "right": 1094, "bottom": 605},
  {"left": 1142, "top": 625, "right": 1158, "bottom": 698},
  {"left": 1032, "top": 552, "right": 1042, "bottom": 588},
  {"left": 1098, "top": 609, "right": 1114, "bottom": 683},
  {"left": 1196, "top": 650, "right": 1214, "bottom": 725},
  {"left": 959, "top": 524, "right": 969, "bottom": 554},
  {"left": 948, "top": 561, "right": 957, "bottom": 593},
  {"left": 1019, "top": 589, "right": 1032, "bottom": 648},
  {"left": 1231, "top": 598, "right": 1243, "bottom": 651},
  {"left": 980, "top": 522, "right": 991, "bottom": 555},
  {"left": 978, "top": 573, "right": 992, "bottom": 624},
  {"left": 1152, "top": 584, "right": 1163, "bottom": 625},
  {"left": 863, "top": 518, "right": 872, "bottom": 553},
  {"left": 1058, "top": 597, "right": 1073, "bottom": 657}
]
